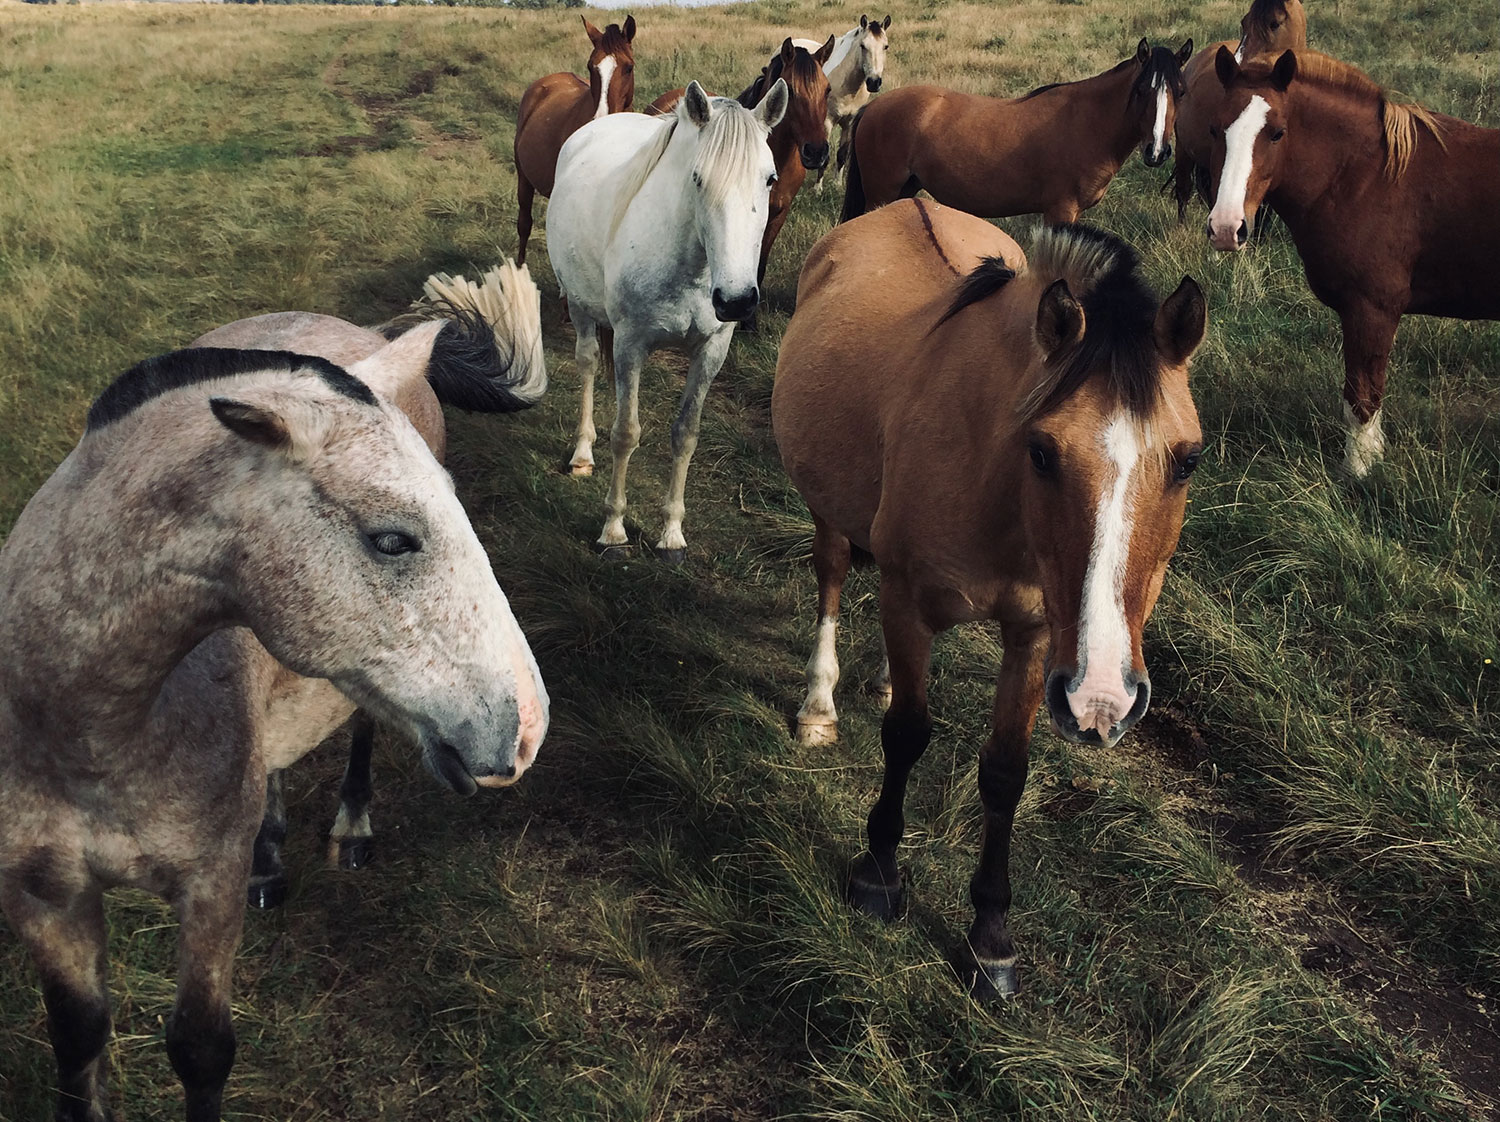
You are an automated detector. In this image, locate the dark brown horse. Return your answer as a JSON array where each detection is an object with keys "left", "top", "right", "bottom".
[
  {"left": 841, "top": 39, "right": 1191, "bottom": 224},
  {"left": 1171, "top": 0, "right": 1306, "bottom": 217},
  {"left": 513, "top": 15, "right": 637, "bottom": 265},
  {"left": 774, "top": 199, "right": 1205, "bottom": 998},
  {"left": 649, "top": 36, "right": 834, "bottom": 294},
  {"left": 1205, "top": 48, "right": 1499, "bottom": 475}
]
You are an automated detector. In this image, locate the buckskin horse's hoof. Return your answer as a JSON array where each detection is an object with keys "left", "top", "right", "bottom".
[
  {"left": 337, "top": 837, "right": 375, "bottom": 870},
  {"left": 961, "top": 954, "right": 1021, "bottom": 1002},
  {"left": 247, "top": 876, "right": 287, "bottom": 910},
  {"left": 846, "top": 871, "right": 904, "bottom": 922},
  {"left": 654, "top": 546, "right": 687, "bottom": 566}
]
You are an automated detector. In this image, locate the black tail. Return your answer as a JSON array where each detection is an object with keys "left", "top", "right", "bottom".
[
  {"left": 425, "top": 302, "right": 545, "bottom": 414},
  {"left": 839, "top": 104, "right": 870, "bottom": 223}
]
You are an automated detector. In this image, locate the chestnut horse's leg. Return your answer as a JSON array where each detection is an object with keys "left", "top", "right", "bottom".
[
  {"left": 168, "top": 875, "right": 245, "bottom": 1122},
  {"left": 247, "top": 771, "right": 287, "bottom": 909},
  {"left": 654, "top": 326, "right": 733, "bottom": 562},
  {"left": 962, "top": 618, "right": 1046, "bottom": 1001},
  {"left": 847, "top": 577, "right": 934, "bottom": 920},
  {"left": 328, "top": 712, "right": 376, "bottom": 869},
  {"left": 2, "top": 880, "right": 114, "bottom": 1122},
  {"left": 1338, "top": 301, "right": 1400, "bottom": 478},
  {"left": 1171, "top": 153, "right": 1196, "bottom": 222},
  {"left": 795, "top": 515, "right": 852, "bottom": 745},
  {"left": 568, "top": 314, "right": 604, "bottom": 477},
  {"left": 1042, "top": 200, "right": 1082, "bottom": 225},
  {"left": 515, "top": 168, "right": 536, "bottom": 267}
]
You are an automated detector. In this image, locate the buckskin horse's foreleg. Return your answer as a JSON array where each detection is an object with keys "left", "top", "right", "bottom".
[
  {"left": 847, "top": 578, "right": 934, "bottom": 921},
  {"left": 795, "top": 515, "right": 852, "bottom": 746},
  {"left": 168, "top": 874, "right": 247, "bottom": 1122},
  {"left": 2, "top": 877, "right": 115, "bottom": 1122},
  {"left": 1338, "top": 301, "right": 1400, "bottom": 478},
  {"left": 962, "top": 619, "right": 1047, "bottom": 1001}
]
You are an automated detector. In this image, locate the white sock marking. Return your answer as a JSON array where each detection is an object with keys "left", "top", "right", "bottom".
[
  {"left": 593, "top": 56, "right": 616, "bottom": 120},
  {"left": 1208, "top": 95, "right": 1270, "bottom": 238}
]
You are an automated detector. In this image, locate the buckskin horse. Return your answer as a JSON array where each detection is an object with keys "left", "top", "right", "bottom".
[
  {"left": 514, "top": 15, "right": 637, "bottom": 266},
  {"left": 840, "top": 38, "right": 1192, "bottom": 224},
  {"left": 1205, "top": 47, "right": 1500, "bottom": 475},
  {"left": 774, "top": 198, "right": 1206, "bottom": 998}
]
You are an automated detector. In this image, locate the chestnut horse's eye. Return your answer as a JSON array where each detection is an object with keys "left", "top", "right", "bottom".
[
  {"left": 1173, "top": 451, "right": 1201, "bottom": 483},
  {"left": 623, "top": 64, "right": 634, "bottom": 75},
  {"left": 1028, "top": 443, "right": 1054, "bottom": 476},
  {"left": 1270, "top": 127, "right": 1286, "bottom": 142},
  {"left": 369, "top": 531, "right": 421, "bottom": 556}
]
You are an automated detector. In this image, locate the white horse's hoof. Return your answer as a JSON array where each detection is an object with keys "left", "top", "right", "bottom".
[
  {"left": 797, "top": 719, "right": 839, "bottom": 746},
  {"left": 568, "top": 460, "right": 594, "bottom": 476}
]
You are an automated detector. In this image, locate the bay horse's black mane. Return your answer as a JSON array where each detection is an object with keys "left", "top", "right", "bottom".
[
  {"left": 935, "top": 224, "right": 1164, "bottom": 419},
  {"left": 88, "top": 348, "right": 374, "bottom": 432},
  {"left": 1020, "top": 45, "right": 1186, "bottom": 102}
]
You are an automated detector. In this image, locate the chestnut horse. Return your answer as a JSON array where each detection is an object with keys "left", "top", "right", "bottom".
[
  {"left": 774, "top": 199, "right": 1205, "bottom": 998},
  {"left": 1205, "top": 48, "right": 1499, "bottom": 476},
  {"left": 1171, "top": 0, "right": 1306, "bottom": 217},
  {"left": 649, "top": 36, "right": 834, "bottom": 295},
  {"left": 841, "top": 39, "right": 1192, "bottom": 224},
  {"left": 514, "top": 15, "right": 637, "bottom": 265}
]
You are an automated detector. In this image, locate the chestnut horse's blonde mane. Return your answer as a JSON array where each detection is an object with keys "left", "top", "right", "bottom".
[{"left": 1280, "top": 51, "right": 1447, "bottom": 180}]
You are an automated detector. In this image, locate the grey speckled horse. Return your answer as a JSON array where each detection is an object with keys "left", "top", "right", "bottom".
[{"left": 0, "top": 283, "right": 548, "bottom": 1122}]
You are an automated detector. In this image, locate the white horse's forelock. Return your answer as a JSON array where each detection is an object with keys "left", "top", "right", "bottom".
[{"left": 691, "top": 96, "right": 771, "bottom": 209}]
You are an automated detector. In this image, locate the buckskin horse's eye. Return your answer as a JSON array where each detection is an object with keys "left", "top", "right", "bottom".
[
  {"left": 1173, "top": 451, "right": 1201, "bottom": 483},
  {"left": 370, "top": 531, "right": 421, "bottom": 556}
]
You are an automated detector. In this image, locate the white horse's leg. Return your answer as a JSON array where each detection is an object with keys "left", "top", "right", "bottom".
[
  {"left": 599, "top": 334, "right": 647, "bottom": 549},
  {"left": 655, "top": 329, "right": 733, "bottom": 562},
  {"left": 569, "top": 311, "right": 602, "bottom": 476}
]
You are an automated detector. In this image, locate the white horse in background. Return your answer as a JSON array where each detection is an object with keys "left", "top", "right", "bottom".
[
  {"left": 789, "top": 14, "right": 891, "bottom": 190},
  {"left": 549, "top": 78, "right": 788, "bottom": 562}
]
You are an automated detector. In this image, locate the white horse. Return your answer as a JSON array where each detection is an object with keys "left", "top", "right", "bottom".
[
  {"left": 549, "top": 79, "right": 788, "bottom": 561},
  {"left": 790, "top": 14, "right": 892, "bottom": 190}
]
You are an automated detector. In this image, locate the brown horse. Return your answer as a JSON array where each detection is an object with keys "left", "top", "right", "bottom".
[
  {"left": 1205, "top": 48, "right": 1500, "bottom": 476},
  {"left": 513, "top": 15, "right": 637, "bottom": 265},
  {"left": 841, "top": 39, "right": 1192, "bottom": 224},
  {"left": 649, "top": 36, "right": 834, "bottom": 296},
  {"left": 773, "top": 199, "right": 1205, "bottom": 998},
  {"left": 1171, "top": 0, "right": 1306, "bottom": 217}
]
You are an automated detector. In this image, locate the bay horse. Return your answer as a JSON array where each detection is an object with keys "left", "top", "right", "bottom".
[
  {"left": 790, "top": 14, "right": 891, "bottom": 191},
  {"left": 0, "top": 311, "right": 549, "bottom": 1121},
  {"left": 549, "top": 80, "right": 787, "bottom": 560},
  {"left": 773, "top": 199, "right": 1206, "bottom": 998},
  {"left": 513, "top": 14, "right": 637, "bottom": 266},
  {"left": 1171, "top": 0, "right": 1306, "bottom": 217},
  {"left": 191, "top": 263, "right": 548, "bottom": 909},
  {"left": 1205, "top": 48, "right": 1500, "bottom": 476},
  {"left": 841, "top": 38, "right": 1192, "bottom": 224}
]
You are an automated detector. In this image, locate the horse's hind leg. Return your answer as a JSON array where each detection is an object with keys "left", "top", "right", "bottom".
[
  {"left": 169, "top": 876, "right": 246, "bottom": 1122},
  {"left": 327, "top": 712, "right": 376, "bottom": 869},
  {"left": 847, "top": 578, "right": 934, "bottom": 921},
  {"left": 653, "top": 328, "right": 731, "bottom": 563},
  {"left": 515, "top": 169, "right": 536, "bottom": 267},
  {"left": 568, "top": 314, "right": 604, "bottom": 476},
  {"left": 795, "top": 515, "right": 851, "bottom": 745},
  {"left": 247, "top": 770, "right": 287, "bottom": 909},
  {"left": 2, "top": 879, "right": 114, "bottom": 1122},
  {"left": 963, "top": 619, "right": 1046, "bottom": 1002}
]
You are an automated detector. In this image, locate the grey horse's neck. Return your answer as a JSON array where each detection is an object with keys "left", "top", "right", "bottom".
[{"left": 0, "top": 402, "right": 236, "bottom": 765}]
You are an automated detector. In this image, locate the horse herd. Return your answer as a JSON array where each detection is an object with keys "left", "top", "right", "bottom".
[{"left": 1, "top": 2, "right": 1496, "bottom": 1119}]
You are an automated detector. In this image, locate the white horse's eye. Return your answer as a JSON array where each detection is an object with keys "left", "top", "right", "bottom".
[
  {"left": 370, "top": 531, "right": 421, "bottom": 556},
  {"left": 768, "top": 173, "right": 779, "bottom": 187}
]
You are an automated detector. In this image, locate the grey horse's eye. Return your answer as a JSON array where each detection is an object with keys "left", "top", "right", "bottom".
[{"left": 369, "top": 531, "right": 421, "bottom": 556}]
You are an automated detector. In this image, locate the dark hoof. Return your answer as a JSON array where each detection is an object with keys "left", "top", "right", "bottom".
[
  {"left": 595, "top": 541, "right": 632, "bottom": 561},
  {"left": 338, "top": 837, "right": 375, "bottom": 870},
  {"left": 247, "top": 876, "right": 287, "bottom": 910},
  {"left": 846, "top": 873, "right": 904, "bottom": 922},
  {"left": 961, "top": 955, "right": 1020, "bottom": 1002},
  {"left": 654, "top": 546, "right": 687, "bottom": 565}
]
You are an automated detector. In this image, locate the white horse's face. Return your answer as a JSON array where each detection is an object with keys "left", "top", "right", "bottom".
[
  {"left": 210, "top": 363, "right": 548, "bottom": 794},
  {"left": 679, "top": 81, "right": 788, "bottom": 322}
]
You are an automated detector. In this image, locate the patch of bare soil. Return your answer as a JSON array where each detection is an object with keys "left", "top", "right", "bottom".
[
  {"left": 1135, "top": 705, "right": 1500, "bottom": 1120},
  {"left": 307, "top": 52, "right": 472, "bottom": 159}
]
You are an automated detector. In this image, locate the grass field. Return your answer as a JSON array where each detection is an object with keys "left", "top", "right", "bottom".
[{"left": 1, "top": 0, "right": 1497, "bottom": 1118}]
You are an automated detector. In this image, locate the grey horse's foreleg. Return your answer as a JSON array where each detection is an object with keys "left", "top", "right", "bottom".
[
  {"left": 168, "top": 875, "right": 245, "bottom": 1122},
  {"left": 247, "top": 770, "right": 287, "bottom": 909},
  {"left": 328, "top": 712, "right": 376, "bottom": 869}
]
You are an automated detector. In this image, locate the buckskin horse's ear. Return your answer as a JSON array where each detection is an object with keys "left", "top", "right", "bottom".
[
  {"left": 882, "top": 15, "right": 891, "bottom": 30},
  {"left": 1270, "top": 49, "right": 1298, "bottom": 90},
  {"left": 1215, "top": 43, "right": 1239, "bottom": 88},
  {"left": 815, "top": 34, "right": 836, "bottom": 66},
  {"left": 1155, "top": 277, "right": 1207, "bottom": 367},
  {"left": 683, "top": 81, "right": 712, "bottom": 127},
  {"left": 758, "top": 77, "right": 789, "bottom": 131},
  {"left": 1136, "top": 37, "right": 1150, "bottom": 65},
  {"left": 623, "top": 14, "right": 636, "bottom": 42},
  {"left": 582, "top": 17, "right": 604, "bottom": 47},
  {"left": 1176, "top": 38, "right": 1193, "bottom": 66},
  {"left": 1035, "top": 279, "right": 1086, "bottom": 358}
]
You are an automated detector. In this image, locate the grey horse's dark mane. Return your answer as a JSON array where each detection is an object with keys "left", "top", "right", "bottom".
[{"left": 87, "top": 348, "right": 374, "bottom": 432}]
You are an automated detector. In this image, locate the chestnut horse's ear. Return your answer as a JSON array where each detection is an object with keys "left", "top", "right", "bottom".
[
  {"left": 683, "top": 81, "right": 712, "bottom": 127},
  {"left": 1154, "top": 277, "right": 1207, "bottom": 367},
  {"left": 1215, "top": 43, "right": 1239, "bottom": 88},
  {"left": 757, "top": 77, "right": 789, "bottom": 131},
  {"left": 1035, "top": 280, "right": 1086, "bottom": 358},
  {"left": 1135, "top": 37, "right": 1150, "bottom": 65},
  {"left": 623, "top": 14, "right": 636, "bottom": 42},
  {"left": 882, "top": 14, "right": 891, "bottom": 29},
  {"left": 1270, "top": 49, "right": 1298, "bottom": 90},
  {"left": 582, "top": 17, "right": 604, "bottom": 48},
  {"left": 860, "top": 13, "right": 869, "bottom": 29},
  {"left": 1176, "top": 38, "right": 1193, "bottom": 66},
  {"left": 814, "top": 34, "right": 836, "bottom": 66},
  {"left": 780, "top": 37, "right": 795, "bottom": 65}
]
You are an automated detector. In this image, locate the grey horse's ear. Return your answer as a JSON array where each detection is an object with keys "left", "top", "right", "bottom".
[
  {"left": 757, "top": 77, "right": 789, "bottom": 131},
  {"left": 860, "top": 13, "right": 868, "bottom": 28},
  {"left": 1034, "top": 279, "right": 1086, "bottom": 358},
  {"left": 683, "top": 81, "right": 712, "bottom": 127},
  {"left": 211, "top": 398, "right": 290, "bottom": 449}
]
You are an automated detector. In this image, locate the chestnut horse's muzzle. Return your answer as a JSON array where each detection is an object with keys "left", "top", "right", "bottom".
[
  {"left": 1044, "top": 666, "right": 1151, "bottom": 747},
  {"left": 1142, "top": 142, "right": 1172, "bottom": 168}
]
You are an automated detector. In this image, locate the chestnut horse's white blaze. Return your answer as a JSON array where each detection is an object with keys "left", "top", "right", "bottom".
[
  {"left": 1068, "top": 413, "right": 1144, "bottom": 742},
  {"left": 1149, "top": 75, "right": 1171, "bottom": 162},
  {"left": 593, "top": 55, "right": 617, "bottom": 119},
  {"left": 1208, "top": 94, "right": 1270, "bottom": 249}
]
